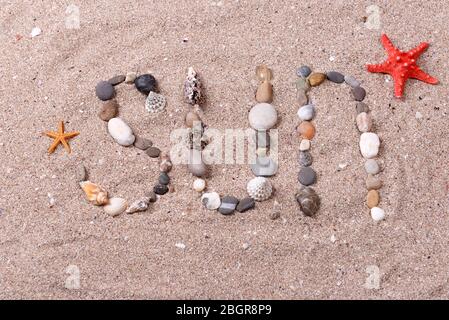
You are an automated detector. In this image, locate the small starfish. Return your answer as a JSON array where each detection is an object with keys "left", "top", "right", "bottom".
[
  {"left": 367, "top": 34, "right": 438, "bottom": 98},
  {"left": 43, "top": 121, "right": 79, "bottom": 154}
]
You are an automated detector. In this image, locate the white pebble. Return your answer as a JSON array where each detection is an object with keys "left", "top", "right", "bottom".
[
  {"left": 31, "top": 27, "right": 42, "bottom": 38},
  {"left": 299, "top": 139, "right": 311, "bottom": 151},
  {"left": 248, "top": 103, "right": 278, "bottom": 130},
  {"left": 359, "top": 132, "right": 380, "bottom": 159},
  {"left": 107, "top": 118, "right": 135, "bottom": 146},
  {"left": 193, "top": 178, "right": 206, "bottom": 192},
  {"left": 297, "top": 104, "right": 315, "bottom": 121},
  {"left": 201, "top": 192, "right": 221, "bottom": 210},
  {"left": 364, "top": 159, "right": 380, "bottom": 175},
  {"left": 415, "top": 111, "right": 423, "bottom": 119},
  {"left": 370, "top": 207, "right": 385, "bottom": 221},
  {"left": 330, "top": 234, "right": 337, "bottom": 243},
  {"left": 175, "top": 242, "right": 186, "bottom": 250}
]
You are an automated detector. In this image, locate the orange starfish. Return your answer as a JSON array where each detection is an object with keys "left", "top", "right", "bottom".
[{"left": 43, "top": 121, "right": 79, "bottom": 154}]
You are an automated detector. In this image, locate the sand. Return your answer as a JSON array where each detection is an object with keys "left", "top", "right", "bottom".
[{"left": 0, "top": 0, "right": 448, "bottom": 299}]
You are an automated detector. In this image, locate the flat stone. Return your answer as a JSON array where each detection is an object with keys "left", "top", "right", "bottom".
[
  {"left": 108, "top": 75, "right": 126, "bottom": 86},
  {"left": 299, "top": 151, "right": 313, "bottom": 167},
  {"left": 133, "top": 136, "right": 153, "bottom": 150},
  {"left": 236, "top": 197, "right": 255, "bottom": 213},
  {"left": 251, "top": 156, "right": 278, "bottom": 177},
  {"left": 125, "top": 72, "right": 137, "bottom": 84},
  {"left": 308, "top": 73, "right": 326, "bottom": 87},
  {"left": 135, "top": 74, "right": 157, "bottom": 95},
  {"left": 159, "top": 172, "right": 170, "bottom": 185},
  {"left": 218, "top": 196, "right": 239, "bottom": 215},
  {"left": 344, "top": 75, "right": 361, "bottom": 87},
  {"left": 248, "top": 103, "right": 277, "bottom": 130},
  {"left": 95, "top": 81, "right": 115, "bottom": 101},
  {"left": 367, "top": 190, "right": 380, "bottom": 208},
  {"left": 326, "top": 71, "right": 345, "bottom": 83},
  {"left": 366, "top": 175, "right": 382, "bottom": 190},
  {"left": 298, "top": 167, "right": 317, "bottom": 186},
  {"left": 356, "top": 102, "right": 369, "bottom": 114},
  {"left": 356, "top": 112, "right": 373, "bottom": 133},
  {"left": 364, "top": 159, "right": 380, "bottom": 175},
  {"left": 359, "top": 132, "right": 380, "bottom": 159},
  {"left": 297, "top": 104, "right": 315, "bottom": 121},
  {"left": 297, "top": 65, "right": 312, "bottom": 78},
  {"left": 352, "top": 86, "right": 366, "bottom": 101},
  {"left": 146, "top": 146, "right": 161, "bottom": 158},
  {"left": 153, "top": 184, "right": 168, "bottom": 195},
  {"left": 98, "top": 100, "right": 119, "bottom": 121}
]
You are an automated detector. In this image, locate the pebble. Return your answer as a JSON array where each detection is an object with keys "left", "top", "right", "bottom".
[
  {"left": 218, "top": 196, "right": 239, "bottom": 215},
  {"left": 126, "top": 197, "right": 150, "bottom": 214},
  {"left": 364, "top": 159, "right": 380, "bottom": 175},
  {"left": 344, "top": 75, "right": 361, "bottom": 88},
  {"left": 370, "top": 207, "right": 385, "bottom": 221},
  {"left": 297, "top": 104, "right": 315, "bottom": 121},
  {"left": 108, "top": 75, "right": 126, "bottom": 86},
  {"left": 188, "top": 150, "right": 208, "bottom": 177},
  {"left": 103, "top": 197, "right": 127, "bottom": 217},
  {"left": 185, "top": 111, "right": 201, "bottom": 128},
  {"left": 193, "top": 178, "right": 206, "bottom": 192},
  {"left": 153, "top": 184, "right": 168, "bottom": 195},
  {"left": 95, "top": 81, "right": 115, "bottom": 101},
  {"left": 299, "top": 151, "right": 313, "bottom": 167},
  {"left": 298, "top": 167, "right": 317, "bottom": 186},
  {"left": 107, "top": 118, "right": 135, "bottom": 146},
  {"left": 159, "top": 156, "right": 173, "bottom": 173},
  {"left": 297, "top": 89, "right": 309, "bottom": 106},
  {"left": 297, "top": 66, "right": 312, "bottom": 78},
  {"left": 255, "top": 65, "right": 272, "bottom": 82},
  {"left": 251, "top": 156, "right": 278, "bottom": 177},
  {"left": 366, "top": 175, "right": 382, "bottom": 190},
  {"left": 236, "top": 197, "right": 255, "bottom": 213},
  {"left": 299, "top": 139, "right": 311, "bottom": 151},
  {"left": 352, "top": 86, "right": 366, "bottom": 101},
  {"left": 296, "top": 77, "right": 311, "bottom": 92},
  {"left": 297, "top": 121, "right": 315, "bottom": 140},
  {"left": 248, "top": 103, "right": 278, "bottom": 130},
  {"left": 356, "top": 112, "right": 373, "bottom": 132},
  {"left": 125, "top": 72, "right": 137, "bottom": 84},
  {"left": 159, "top": 172, "right": 170, "bottom": 185},
  {"left": 76, "top": 164, "right": 88, "bottom": 182},
  {"left": 308, "top": 73, "right": 326, "bottom": 87},
  {"left": 367, "top": 190, "right": 380, "bottom": 208},
  {"left": 270, "top": 200, "right": 281, "bottom": 220},
  {"left": 295, "top": 187, "right": 320, "bottom": 216},
  {"left": 201, "top": 192, "right": 221, "bottom": 210},
  {"left": 255, "top": 81, "right": 273, "bottom": 103},
  {"left": 326, "top": 71, "right": 345, "bottom": 83},
  {"left": 98, "top": 100, "right": 119, "bottom": 121},
  {"left": 356, "top": 102, "right": 369, "bottom": 114},
  {"left": 134, "top": 74, "right": 157, "bottom": 95},
  {"left": 146, "top": 191, "right": 157, "bottom": 202},
  {"left": 31, "top": 27, "right": 42, "bottom": 38},
  {"left": 359, "top": 132, "right": 380, "bottom": 159},
  {"left": 133, "top": 136, "right": 153, "bottom": 150},
  {"left": 146, "top": 146, "right": 161, "bottom": 158}
]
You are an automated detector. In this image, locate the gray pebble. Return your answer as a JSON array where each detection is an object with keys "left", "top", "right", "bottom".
[
  {"left": 352, "top": 86, "right": 366, "bottom": 101},
  {"left": 218, "top": 196, "right": 239, "bottom": 215},
  {"left": 153, "top": 184, "right": 168, "bottom": 195},
  {"left": 297, "top": 104, "right": 315, "bottom": 121},
  {"left": 159, "top": 172, "right": 170, "bottom": 185},
  {"left": 236, "top": 197, "right": 255, "bottom": 213},
  {"left": 299, "top": 151, "right": 313, "bottom": 167},
  {"left": 344, "top": 75, "right": 361, "bottom": 88},
  {"left": 366, "top": 174, "right": 382, "bottom": 190},
  {"left": 95, "top": 81, "right": 115, "bottom": 101},
  {"left": 296, "top": 77, "right": 311, "bottom": 92},
  {"left": 297, "top": 89, "right": 308, "bottom": 106},
  {"left": 251, "top": 156, "right": 278, "bottom": 177},
  {"left": 326, "top": 71, "right": 345, "bottom": 83},
  {"left": 364, "top": 159, "right": 380, "bottom": 175},
  {"left": 356, "top": 102, "right": 369, "bottom": 114},
  {"left": 297, "top": 65, "right": 312, "bottom": 78},
  {"left": 134, "top": 136, "right": 153, "bottom": 150},
  {"left": 146, "top": 146, "right": 161, "bottom": 158},
  {"left": 135, "top": 74, "right": 157, "bottom": 95},
  {"left": 108, "top": 75, "right": 126, "bottom": 86},
  {"left": 298, "top": 167, "right": 317, "bottom": 186}
]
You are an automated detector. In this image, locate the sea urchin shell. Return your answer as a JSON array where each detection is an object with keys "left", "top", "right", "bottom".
[{"left": 247, "top": 177, "right": 273, "bottom": 202}]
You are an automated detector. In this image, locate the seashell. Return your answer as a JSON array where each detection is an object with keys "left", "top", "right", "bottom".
[
  {"left": 246, "top": 177, "right": 273, "bottom": 202},
  {"left": 126, "top": 197, "right": 150, "bottom": 214},
  {"left": 201, "top": 192, "right": 221, "bottom": 210},
  {"left": 193, "top": 178, "right": 206, "bottom": 192},
  {"left": 295, "top": 187, "right": 320, "bottom": 217},
  {"left": 104, "top": 197, "right": 127, "bottom": 217},
  {"left": 80, "top": 181, "right": 109, "bottom": 206},
  {"left": 107, "top": 117, "right": 135, "bottom": 146},
  {"left": 184, "top": 67, "right": 202, "bottom": 105},
  {"left": 145, "top": 91, "right": 167, "bottom": 113}
]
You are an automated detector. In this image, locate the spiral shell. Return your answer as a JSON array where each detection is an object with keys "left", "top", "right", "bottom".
[
  {"left": 295, "top": 187, "right": 320, "bottom": 216},
  {"left": 145, "top": 91, "right": 166, "bottom": 113},
  {"left": 184, "top": 67, "right": 202, "bottom": 105},
  {"left": 80, "top": 181, "right": 109, "bottom": 206},
  {"left": 126, "top": 197, "right": 150, "bottom": 214},
  {"left": 246, "top": 177, "right": 272, "bottom": 202}
]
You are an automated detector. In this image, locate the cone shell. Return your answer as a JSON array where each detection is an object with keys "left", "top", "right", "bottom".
[
  {"left": 295, "top": 187, "right": 320, "bottom": 216},
  {"left": 184, "top": 67, "right": 202, "bottom": 105},
  {"left": 80, "top": 181, "right": 109, "bottom": 206},
  {"left": 247, "top": 177, "right": 272, "bottom": 202}
]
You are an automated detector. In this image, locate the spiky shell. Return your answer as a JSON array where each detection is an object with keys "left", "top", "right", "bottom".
[
  {"left": 80, "top": 181, "right": 109, "bottom": 206},
  {"left": 145, "top": 91, "right": 166, "bottom": 113},
  {"left": 295, "top": 187, "right": 320, "bottom": 216},
  {"left": 246, "top": 177, "right": 272, "bottom": 202},
  {"left": 184, "top": 67, "right": 202, "bottom": 105}
]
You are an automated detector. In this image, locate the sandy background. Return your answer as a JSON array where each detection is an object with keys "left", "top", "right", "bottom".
[{"left": 0, "top": 0, "right": 448, "bottom": 299}]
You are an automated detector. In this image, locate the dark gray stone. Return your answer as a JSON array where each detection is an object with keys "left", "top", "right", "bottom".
[
  {"left": 298, "top": 167, "right": 317, "bottom": 186},
  {"left": 218, "top": 196, "right": 239, "bottom": 215},
  {"left": 135, "top": 74, "right": 157, "bottom": 95},
  {"left": 134, "top": 136, "right": 153, "bottom": 150},
  {"left": 153, "top": 184, "right": 168, "bottom": 195},
  {"left": 236, "top": 197, "right": 255, "bottom": 213},
  {"left": 326, "top": 71, "right": 345, "bottom": 83},
  {"left": 299, "top": 151, "right": 313, "bottom": 167},
  {"left": 146, "top": 146, "right": 161, "bottom": 158},
  {"left": 95, "top": 81, "right": 115, "bottom": 101},
  {"left": 352, "top": 86, "right": 366, "bottom": 101},
  {"left": 159, "top": 172, "right": 170, "bottom": 185}
]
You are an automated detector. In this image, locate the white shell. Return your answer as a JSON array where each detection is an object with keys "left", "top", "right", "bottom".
[
  {"left": 201, "top": 192, "right": 221, "bottom": 210},
  {"left": 107, "top": 118, "right": 135, "bottom": 146},
  {"left": 145, "top": 91, "right": 166, "bottom": 113},
  {"left": 247, "top": 177, "right": 272, "bottom": 202},
  {"left": 126, "top": 197, "right": 150, "bottom": 214},
  {"left": 359, "top": 132, "right": 380, "bottom": 159},
  {"left": 370, "top": 207, "right": 385, "bottom": 221},
  {"left": 193, "top": 178, "right": 206, "bottom": 192},
  {"left": 103, "top": 197, "right": 127, "bottom": 217},
  {"left": 31, "top": 27, "right": 42, "bottom": 38},
  {"left": 248, "top": 103, "right": 277, "bottom": 130}
]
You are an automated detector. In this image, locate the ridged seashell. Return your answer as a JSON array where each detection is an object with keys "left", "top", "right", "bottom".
[
  {"left": 246, "top": 177, "right": 273, "bottom": 202},
  {"left": 184, "top": 67, "right": 202, "bottom": 105},
  {"left": 145, "top": 91, "right": 166, "bottom": 113},
  {"left": 125, "top": 197, "right": 150, "bottom": 214},
  {"left": 104, "top": 197, "right": 127, "bottom": 217},
  {"left": 295, "top": 187, "right": 320, "bottom": 217},
  {"left": 80, "top": 181, "right": 109, "bottom": 206}
]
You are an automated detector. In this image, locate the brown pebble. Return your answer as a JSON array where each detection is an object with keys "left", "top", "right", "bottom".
[
  {"left": 255, "top": 81, "right": 273, "bottom": 103},
  {"left": 160, "top": 158, "right": 173, "bottom": 173},
  {"left": 146, "top": 146, "right": 161, "bottom": 158},
  {"left": 297, "top": 89, "right": 308, "bottom": 106},
  {"left": 297, "top": 121, "right": 316, "bottom": 140},
  {"left": 169, "top": 185, "right": 175, "bottom": 193},
  {"left": 366, "top": 174, "right": 382, "bottom": 190},
  {"left": 98, "top": 100, "right": 119, "bottom": 121},
  {"left": 308, "top": 73, "right": 326, "bottom": 87},
  {"left": 133, "top": 136, "right": 153, "bottom": 150},
  {"left": 356, "top": 112, "right": 372, "bottom": 133},
  {"left": 185, "top": 111, "right": 201, "bottom": 128},
  {"left": 108, "top": 75, "right": 126, "bottom": 86},
  {"left": 367, "top": 190, "right": 380, "bottom": 208}
]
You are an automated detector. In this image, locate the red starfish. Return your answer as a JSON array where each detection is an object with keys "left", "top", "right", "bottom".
[{"left": 367, "top": 34, "right": 438, "bottom": 98}]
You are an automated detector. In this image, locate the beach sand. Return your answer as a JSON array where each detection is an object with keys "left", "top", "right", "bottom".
[{"left": 0, "top": 0, "right": 448, "bottom": 299}]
